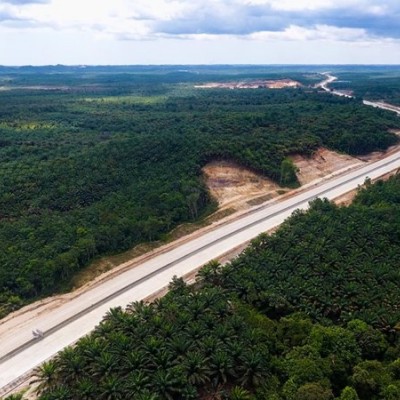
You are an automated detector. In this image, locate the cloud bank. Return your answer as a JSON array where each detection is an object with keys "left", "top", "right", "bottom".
[
  {"left": 0, "top": 0, "right": 399, "bottom": 43},
  {"left": 1, "top": 0, "right": 399, "bottom": 65}
]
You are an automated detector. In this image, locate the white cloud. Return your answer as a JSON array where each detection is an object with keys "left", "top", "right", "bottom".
[
  {"left": 175, "top": 24, "right": 371, "bottom": 43},
  {"left": 245, "top": 0, "right": 333, "bottom": 11},
  {"left": 0, "top": 0, "right": 399, "bottom": 64},
  {"left": 243, "top": 0, "right": 375, "bottom": 11},
  {"left": 2, "top": 0, "right": 400, "bottom": 41}
]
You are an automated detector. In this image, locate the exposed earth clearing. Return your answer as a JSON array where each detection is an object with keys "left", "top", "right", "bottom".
[
  {"left": 202, "top": 148, "right": 363, "bottom": 210},
  {"left": 194, "top": 79, "right": 302, "bottom": 89},
  {"left": 289, "top": 148, "right": 363, "bottom": 186},
  {"left": 202, "top": 160, "right": 281, "bottom": 210}
]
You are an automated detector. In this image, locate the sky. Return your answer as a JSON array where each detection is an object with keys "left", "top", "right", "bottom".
[{"left": 0, "top": 0, "right": 399, "bottom": 65}]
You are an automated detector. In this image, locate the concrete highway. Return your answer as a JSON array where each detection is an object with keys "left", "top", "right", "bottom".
[{"left": 1, "top": 146, "right": 400, "bottom": 392}]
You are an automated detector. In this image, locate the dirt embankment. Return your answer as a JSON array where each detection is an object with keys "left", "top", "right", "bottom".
[
  {"left": 202, "top": 160, "right": 281, "bottom": 211},
  {"left": 289, "top": 148, "right": 363, "bottom": 186},
  {"left": 202, "top": 148, "right": 363, "bottom": 211}
]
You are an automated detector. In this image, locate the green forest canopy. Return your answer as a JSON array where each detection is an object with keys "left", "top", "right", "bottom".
[{"left": 0, "top": 67, "right": 399, "bottom": 318}]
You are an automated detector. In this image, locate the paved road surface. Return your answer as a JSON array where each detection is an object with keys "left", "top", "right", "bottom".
[{"left": 1, "top": 148, "right": 400, "bottom": 391}]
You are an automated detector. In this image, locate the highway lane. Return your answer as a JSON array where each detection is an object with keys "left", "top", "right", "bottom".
[{"left": 1, "top": 148, "right": 400, "bottom": 390}]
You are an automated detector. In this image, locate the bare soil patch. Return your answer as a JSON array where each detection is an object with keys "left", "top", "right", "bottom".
[
  {"left": 290, "top": 148, "right": 363, "bottom": 186},
  {"left": 202, "top": 160, "right": 281, "bottom": 211},
  {"left": 195, "top": 79, "right": 302, "bottom": 90}
]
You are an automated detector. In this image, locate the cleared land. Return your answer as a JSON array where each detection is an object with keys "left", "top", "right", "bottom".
[{"left": 194, "top": 78, "right": 302, "bottom": 89}]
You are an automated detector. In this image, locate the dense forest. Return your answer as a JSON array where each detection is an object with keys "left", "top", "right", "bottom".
[
  {"left": 29, "top": 174, "right": 400, "bottom": 400},
  {"left": 0, "top": 68, "right": 399, "bottom": 318}
]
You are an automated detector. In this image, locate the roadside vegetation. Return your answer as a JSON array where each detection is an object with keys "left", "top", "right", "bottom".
[
  {"left": 31, "top": 174, "right": 400, "bottom": 400},
  {"left": 0, "top": 67, "right": 399, "bottom": 318}
]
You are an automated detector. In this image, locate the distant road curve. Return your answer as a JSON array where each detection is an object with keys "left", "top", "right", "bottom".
[
  {"left": 363, "top": 100, "right": 400, "bottom": 115},
  {"left": 318, "top": 72, "right": 400, "bottom": 113},
  {"left": 1, "top": 75, "right": 400, "bottom": 395}
]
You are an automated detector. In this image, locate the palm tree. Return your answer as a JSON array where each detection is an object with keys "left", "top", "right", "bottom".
[
  {"left": 183, "top": 351, "right": 210, "bottom": 385},
  {"left": 168, "top": 275, "right": 190, "bottom": 295},
  {"left": 126, "top": 301, "right": 154, "bottom": 322},
  {"left": 209, "top": 350, "right": 235, "bottom": 387},
  {"left": 151, "top": 368, "right": 184, "bottom": 400},
  {"left": 168, "top": 334, "right": 193, "bottom": 357},
  {"left": 121, "top": 351, "right": 146, "bottom": 374},
  {"left": 38, "top": 385, "right": 71, "bottom": 400},
  {"left": 56, "top": 346, "right": 84, "bottom": 383},
  {"left": 124, "top": 370, "right": 150, "bottom": 396},
  {"left": 185, "top": 321, "right": 205, "bottom": 341},
  {"left": 102, "top": 307, "right": 127, "bottom": 332},
  {"left": 196, "top": 260, "right": 222, "bottom": 286},
  {"left": 149, "top": 349, "right": 176, "bottom": 370},
  {"left": 200, "top": 336, "right": 223, "bottom": 357},
  {"left": 181, "top": 384, "right": 198, "bottom": 400},
  {"left": 141, "top": 336, "right": 164, "bottom": 358},
  {"left": 90, "top": 352, "right": 117, "bottom": 379},
  {"left": 229, "top": 386, "right": 254, "bottom": 400},
  {"left": 237, "top": 350, "right": 267, "bottom": 388},
  {"left": 107, "top": 331, "right": 132, "bottom": 357},
  {"left": 74, "top": 377, "right": 96, "bottom": 400},
  {"left": 32, "top": 360, "right": 59, "bottom": 395},
  {"left": 133, "top": 389, "right": 158, "bottom": 400},
  {"left": 98, "top": 375, "right": 124, "bottom": 400},
  {"left": 77, "top": 335, "right": 104, "bottom": 360}
]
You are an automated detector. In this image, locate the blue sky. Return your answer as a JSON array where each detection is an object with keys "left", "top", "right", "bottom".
[{"left": 0, "top": 0, "right": 399, "bottom": 65}]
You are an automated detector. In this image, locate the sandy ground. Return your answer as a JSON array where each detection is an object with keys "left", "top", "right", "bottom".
[{"left": 195, "top": 79, "right": 302, "bottom": 89}]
